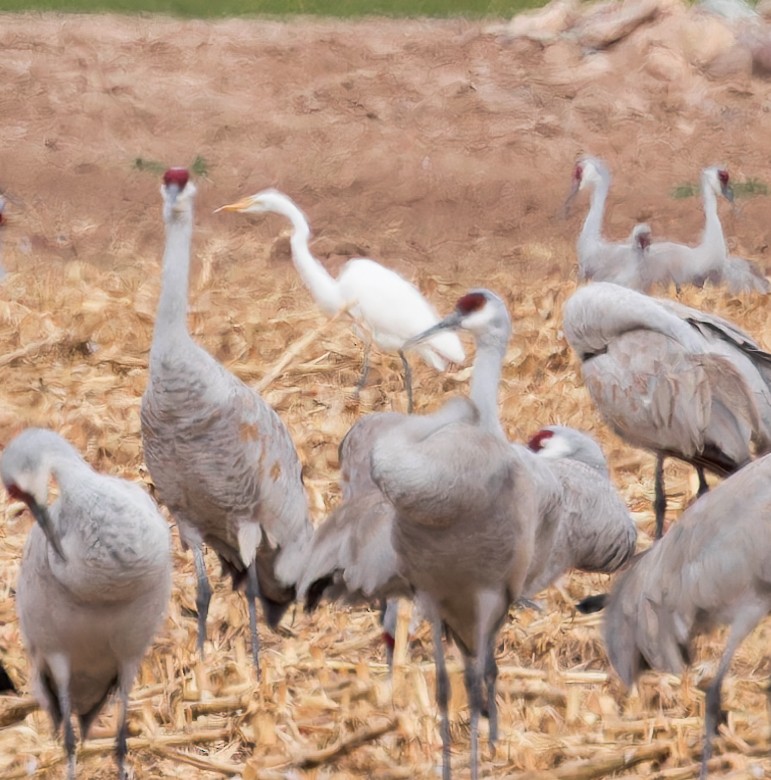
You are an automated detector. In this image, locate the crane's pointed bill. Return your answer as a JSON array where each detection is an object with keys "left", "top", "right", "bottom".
[
  {"left": 30, "top": 502, "right": 67, "bottom": 562},
  {"left": 214, "top": 197, "right": 254, "bottom": 214},
  {"left": 404, "top": 311, "right": 464, "bottom": 349}
]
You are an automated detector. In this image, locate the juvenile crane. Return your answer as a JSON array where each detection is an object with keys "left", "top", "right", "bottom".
[
  {"left": 603, "top": 451, "right": 771, "bottom": 779},
  {"left": 371, "top": 289, "right": 560, "bottom": 780},
  {"left": 216, "top": 189, "right": 464, "bottom": 412},
  {"left": 563, "top": 281, "right": 771, "bottom": 537},
  {"left": 3, "top": 428, "right": 171, "bottom": 779},
  {"left": 141, "top": 170, "right": 313, "bottom": 670}
]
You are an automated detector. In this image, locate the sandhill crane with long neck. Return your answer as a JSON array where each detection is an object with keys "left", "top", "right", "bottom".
[
  {"left": 603, "top": 452, "right": 771, "bottom": 779},
  {"left": 371, "top": 289, "right": 564, "bottom": 780},
  {"left": 565, "top": 156, "right": 641, "bottom": 286},
  {"left": 563, "top": 281, "right": 771, "bottom": 538},
  {"left": 2, "top": 428, "right": 171, "bottom": 779},
  {"left": 523, "top": 426, "right": 637, "bottom": 599},
  {"left": 643, "top": 166, "right": 734, "bottom": 292},
  {"left": 215, "top": 189, "right": 464, "bottom": 412},
  {"left": 141, "top": 169, "right": 313, "bottom": 671}
]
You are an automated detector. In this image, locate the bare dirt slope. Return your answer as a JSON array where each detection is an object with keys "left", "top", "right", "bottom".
[{"left": 1, "top": 7, "right": 771, "bottom": 779}]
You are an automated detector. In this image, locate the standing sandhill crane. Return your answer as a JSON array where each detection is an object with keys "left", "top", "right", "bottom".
[
  {"left": 523, "top": 425, "right": 637, "bottom": 599},
  {"left": 563, "top": 281, "right": 771, "bottom": 538},
  {"left": 719, "top": 254, "right": 770, "bottom": 294},
  {"left": 141, "top": 169, "right": 313, "bottom": 671},
  {"left": 603, "top": 452, "right": 771, "bottom": 779},
  {"left": 565, "top": 156, "right": 640, "bottom": 285},
  {"left": 642, "top": 166, "right": 734, "bottom": 292},
  {"left": 215, "top": 189, "right": 465, "bottom": 412},
  {"left": 2, "top": 428, "right": 171, "bottom": 779},
  {"left": 372, "top": 290, "right": 562, "bottom": 780}
]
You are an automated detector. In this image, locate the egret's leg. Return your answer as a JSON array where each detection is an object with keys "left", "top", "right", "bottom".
[
  {"left": 654, "top": 454, "right": 667, "bottom": 539},
  {"left": 355, "top": 339, "right": 372, "bottom": 395},
  {"left": 245, "top": 560, "right": 262, "bottom": 677},
  {"left": 193, "top": 545, "right": 212, "bottom": 656},
  {"left": 399, "top": 349, "right": 414, "bottom": 414},
  {"left": 696, "top": 466, "right": 709, "bottom": 497}
]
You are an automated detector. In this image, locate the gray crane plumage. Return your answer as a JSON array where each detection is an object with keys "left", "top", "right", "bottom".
[
  {"left": 523, "top": 426, "right": 637, "bottom": 598},
  {"left": 372, "top": 290, "right": 556, "bottom": 780},
  {"left": 3, "top": 428, "right": 171, "bottom": 780},
  {"left": 140, "top": 169, "right": 312, "bottom": 669},
  {"left": 603, "top": 451, "right": 771, "bottom": 779},
  {"left": 563, "top": 281, "right": 771, "bottom": 537}
]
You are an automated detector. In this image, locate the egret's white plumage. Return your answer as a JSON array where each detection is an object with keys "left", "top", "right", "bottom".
[
  {"left": 216, "top": 189, "right": 465, "bottom": 410},
  {"left": 3, "top": 428, "right": 171, "bottom": 780}
]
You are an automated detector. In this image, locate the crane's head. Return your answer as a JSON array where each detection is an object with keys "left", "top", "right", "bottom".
[
  {"left": 1, "top": 429, "right": 67, "bottom": 561},
  {"left": 527, "top": 425, "right": 608, "bottom": 472},
  {"left": 631, "top": 223, "right": 652, "bottom": 254},
  {"left": 0, "top": 194, "right": 5, "bottom": 226},
  {"left": 564, "top": 156, "right": 609, "bottom": 214},
  {"left": 161, "top": 168, "right": 196, "bottom": 221},
  {"left": 703, "top": 166, "right": 734, "bottom": 202},
  {"left": 405, "top": 288, "right": 511, "bottom": 352},
  {"left": 215, "top": 188, "right": 297, "bottom": 219}
]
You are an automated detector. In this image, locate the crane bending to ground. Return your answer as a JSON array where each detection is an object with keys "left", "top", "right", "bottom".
[
  {"left": 602, "top": 451, "right": 771, "bottom": 779},
  {"left": 2, "top": 428, "right": 171, "bottom": 780},
  {"left": 142, "top": 170, "right": 313, "bottom": 672},
  {"left": 216, "top": 189, "right": 464, "bottom": 412},
  {"left": 563, "top": 281, "right": 771, "bottom": 538}
]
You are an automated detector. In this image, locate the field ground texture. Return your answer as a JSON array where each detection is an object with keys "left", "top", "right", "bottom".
[{"left": 1, "top": 4, "right": 771, "bottom": 778}]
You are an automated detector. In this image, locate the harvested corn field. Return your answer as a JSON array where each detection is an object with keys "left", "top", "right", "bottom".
[{"left": 1, "top": 6, "right": 771, "bottom": 779}]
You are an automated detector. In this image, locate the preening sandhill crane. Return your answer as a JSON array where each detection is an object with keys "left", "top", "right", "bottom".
[
  {"left": 371, "top": 289, "right": 562, "bottom": 780},
  {"left": 563, "top": 281, "right": 771, "bottom": 538},
  {"left": 643, "top": 166, "right": 734, "bottom": 292},
  {"left": 565, "top": 156, "right": 641, "bottom": 286},
  {"left": 2, "top": 428, "right": 171, "bottom": 780},
  {"left": 523, "top": 425, "right": 637, "bottom": 599},
  {"left": 141, "top": 169, "right": 313, "bottom": 671},
  {"left": 602, "top": 451, "right": 771, "bottom": 780},
  {"left": 215, "top": 189, "right": 465, "bottom": 412}
]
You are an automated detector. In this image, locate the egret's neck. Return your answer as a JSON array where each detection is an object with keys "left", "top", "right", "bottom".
[
  {"left": 279, "top": 201, "right": 345, "bottom": 314},
  {"left": 580, "top": 178, "right": 609, "bottom": 243},
  {"left": 469, "top": 338, "right": 506, "bottom": 440},
  {"left": 154, "top": 208, "right": 193, "bottom": 344},
  {"left": 700, "top": 180, "right": 725, "bottom": 249}
]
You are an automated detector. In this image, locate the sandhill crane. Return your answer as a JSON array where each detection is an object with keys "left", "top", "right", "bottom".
[
  {"left": 719, "top": 254, "right": 770, "bottom": 294},
  {"left": 523, "top": 425, "right": 637, "bottom": 598},
  {"left": 603, "top": 451, "right": 771, "bottom": 779},
  {"left": 141, "top": 169, "right": 313, "bottom": 671},
  {"left": 215, "top": 189, "right": 465, "bottom": 412},
  {"left": 563, "top": 281, "right": 771, "bottom": 538},
  {"left": 2, "top": 428, "right": 171, "bottom": 779},
  {"left": 565, "top": 156, "right": 640, "bottom": 285},
  {"left": 643, "top": 167, "right": 734, "bottom": 292},
  {"left": 371, "top": 289, "right": 563, "bottom": 780}
]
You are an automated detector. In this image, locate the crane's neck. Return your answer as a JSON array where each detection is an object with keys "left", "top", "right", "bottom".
[
  {"left": 580, "top": 177, "right": 609, "bottom": 244},
  {"left": 279, "top": 200, "right": 345, "bottom": 314},
  {"left": 469, "top": 337, "right": 506, "bottom": 441},
  {"left": 700, "top": 178, "right": 726, "bottom": 249},
  {"left": 154, "top": 206, "right": 194, "bottom": 345}
]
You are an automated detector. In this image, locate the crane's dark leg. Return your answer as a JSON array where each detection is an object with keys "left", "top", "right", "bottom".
[
  {"left": 700, "top": 608, "right": 764, "bottom": 780},
  {"left": 379, "top": 599, "right": 396, "bottom": 672},
  {"left": 57, "top": 684, "right": 77, "bottom": 780},
  {"left": 245, "top": 560, "right": 263, "bottom": 678},
  {"left": 462, "top": 654, "right": 483, "bottom": 780},
  {"left": 115, "top": 678, "right": 131, "bottom": 780},
  {"left": 399, "top": 350, "right": 414, "bottom": 414},
  {"left": 193, "top": 545, "right": 212, "bottom": 656},
  {"left": 654, "top": 454, "right": 667, "bottom": 539},
  {"left": 483, "top": 636, "right": 499, "bottom": 747},
  {"left": 429, "top": 615, "right": 452, "bottom": 780},
  {"left": 355, "top": 339, "right": 372, "bottom": 395},
  {"left": 696, "top": 466, "right": 709, "bottom": 497}
]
